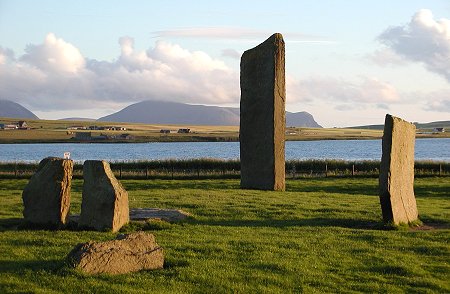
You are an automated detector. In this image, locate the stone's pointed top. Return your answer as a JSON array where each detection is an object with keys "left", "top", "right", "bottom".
[
  {"left": 38, "top": 157, "right": 73, "bottom": 171},
  {"left": 385, "top": 114, "right": 416, "bottom": 129},
  {"left": 243, "top": 33, "right": 285, "bottom": 57},
  {"left": 271, "top": 33, "right": 284, "bottom": 41},
  {"left": 262, "top": 33, "right": 284, "bottom": 45}
]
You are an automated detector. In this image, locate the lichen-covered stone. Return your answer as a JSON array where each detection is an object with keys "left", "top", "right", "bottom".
[
  {"left": 379, "top": 114, "right": 418, "bottom": 225},
  {"left": 67, "top": 232, "right": 163, "bottom": 274},
  {"left": 79, "top": 160, "right": 129, "bottom": 232},
  {"left": 22, "top": 157, "right": 73, "bottom": 227},
  {"left": 240, "top": 33, "right": 286, "bottom": 191}
]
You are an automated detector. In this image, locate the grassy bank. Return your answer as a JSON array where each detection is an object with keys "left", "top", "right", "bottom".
[
  {"left": 1, "top": 159, "right": 449, "bottom": 179},
  {"left": 0, "top": 177, "right": 449, "bottom": 293},
  {"left": 1, "top": 116, "right": 449, "bottom": 143}
]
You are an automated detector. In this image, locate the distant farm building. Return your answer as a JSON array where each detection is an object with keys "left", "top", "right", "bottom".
[
  {"left": 18, "top": 121, "right": 30, "bottom": 129},
  {"left": 177, "top": 128, "right": 191, "bottom": 133},
  {"left": 1, "top": 121, "right": 30, "bottom": 130},
  {"left": 67, "top": 126, "right": 87, "bottom": 130},
  {"left": 433, "top": 127, "right": 445, "bottom": 133},
  {"left": 3, "top": 124, "right": 18, "bottom": 130},
  {"left": 75, "top": 132, "right": 92, "bottom": 140},
  {"left": 98, "top": 126, "right": 127, "bottom": 131},
  {"left": 119, "top": 133, "right": 134, "bottom": 140}
]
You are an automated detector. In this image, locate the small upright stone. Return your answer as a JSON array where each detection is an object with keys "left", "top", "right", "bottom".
[
  {"left": 379, "top": 114, "right": 419, "bottom": 225},
  {"left": 240, "top": 33, "right": 286, "bottom": 191},
  {"left": 79, "top": 160, "right": 129, "bottom": 232},
  {"left": 22, "top": 157, "right": 73, "bottom": 227}
]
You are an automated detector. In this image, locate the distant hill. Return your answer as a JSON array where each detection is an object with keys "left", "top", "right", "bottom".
[
  {"left": 0, "top": 100, "right": 39, "bottom": 119},
  {"left": 98, "top": 100, "right": 322, "bottom": 127},
  {"left": 58, "top": 117, "right": 96, "bottom": 121},
  {"left": 286, "top": 111, "right": 321, "bottom": 128},
  {"left": 414, "top": 120, "right": 450, "bottom": 129},
  {"left": 348, "top": 120, "right": 450, "bottom": 130}
]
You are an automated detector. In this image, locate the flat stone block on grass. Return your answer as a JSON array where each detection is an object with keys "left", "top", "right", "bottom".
[
  {"left": 240, "top": 33, "right": 286, "bottom": 191},
  {"left": 379, "top": 114, "right": 418, "bottom": 225},
  {"left": 22, "top": 157, "right": 73, "bottom": 227},
  {"left": 67, "top": 232, "right": 163, "bottom": 274}
]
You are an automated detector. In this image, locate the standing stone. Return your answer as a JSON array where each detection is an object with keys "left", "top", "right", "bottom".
[
  {"left": 379, "top": 114, "right": 419, "bottom": 225},
  {"left": 22, "top": 157, "right": 73, "bottom": 227},
  {"left": 240, "top": 33, "right": 286, "bottom": 191},
  {"left": 79, "top": 160, "right": 129, "bottom": 232}
]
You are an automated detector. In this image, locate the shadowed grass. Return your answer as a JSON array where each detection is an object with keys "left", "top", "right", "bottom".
[{"left": 0, "top": 177, "right": 448, "bottom": 293}]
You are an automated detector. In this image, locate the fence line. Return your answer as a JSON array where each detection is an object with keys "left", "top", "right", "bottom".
[{"left": 0, "top": 159, "right": 448, "bottom": 179}]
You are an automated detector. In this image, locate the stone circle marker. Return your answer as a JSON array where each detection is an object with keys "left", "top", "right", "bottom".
[
  {"left": 78, "top": 160, "right": 129, "bottom": 232},
  {"left": 240, "top": 33, "right": 286, "bottom": 191},
  {"left": 379, "top": 114, "right": 419, "bottom": 225},
  {"left": 67, "top": 232, "right": 163, "bottom": 274},
  {"left": 22, "top": 157, "right": 73, "bottom": 227}
]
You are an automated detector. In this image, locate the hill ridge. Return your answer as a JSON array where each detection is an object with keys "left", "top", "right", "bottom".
[
  {"left": 98, "top": 100, "right": 322, "bottom": 127},
  {"left": 0, "top": 100, "right": 39, "bottom": 119}
]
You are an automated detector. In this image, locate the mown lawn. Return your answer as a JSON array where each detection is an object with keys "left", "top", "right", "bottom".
[{"left": 0, "top": 177, "right": 449, "bottom": 293}]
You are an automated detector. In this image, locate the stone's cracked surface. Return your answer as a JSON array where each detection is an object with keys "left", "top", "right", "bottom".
[
  {"left": 79, "top": 160, "right": 129, "bottom": 232},
  {"left": 67, "top": 232, "right": 164, "bottom": 274},
  {"left": 240, "top": 33, "right": 286, "bottom": 191},
  {"left": 379, "top": 114, "right": 419, "bottom": 225},
  {"left": 22, "top": 157, "right": 73, "bottom": 227}
]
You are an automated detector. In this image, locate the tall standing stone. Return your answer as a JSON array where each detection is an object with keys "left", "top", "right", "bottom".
[
  {"left": 379, "top": 114, "right": 419, "bottom": 225},
  {"left": 240, "top": 33, "right": 286, "bottom": 191},
  {"left": 79, "top": 160, "right": 129, "bottom": 232},
  {"left": 22, "top": 157, "right": 73, "bottom": 227}
]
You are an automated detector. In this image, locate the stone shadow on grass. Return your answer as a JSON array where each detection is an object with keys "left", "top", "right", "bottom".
[
  {"left": 286, "top": 181, "right": 379, "bottom": 196},
  {"left": 0, "top": 217, "right": 23, "bottom": 231},
  {"left": 121, "top": 180, "right": 239, "bottom": 192},
  {"left": 0, "top": 259, "right": 64, "bottom": 273},
  {"left": 188, "top": 217, "right": 386, "bottom": 230},
  {"left": 414, "top": 185, "right": 450, "bottom": 199}
]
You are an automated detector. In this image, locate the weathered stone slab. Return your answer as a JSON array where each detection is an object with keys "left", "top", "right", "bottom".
[
  {"left": 79, "top": 160, "right": 129, "bottom": 232},
  {"left": 22, "top": 157, "right": 73, "bottom": 227},
  {"left": 240, "top": 33, "right": 286, "bottom": 191},
  {"left": 379, "top": 114, "right": 418, "bottom": 225},
  {"left": 67, "top": 232, "right": 163, "bottom": 274},
  {"left": 129, "top": 208, "right": 191, "bottom": 222}
]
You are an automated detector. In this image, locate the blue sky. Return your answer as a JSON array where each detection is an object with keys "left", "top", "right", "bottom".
[{"left": 0, "top": 0, "right": 449, "bottom": 127}]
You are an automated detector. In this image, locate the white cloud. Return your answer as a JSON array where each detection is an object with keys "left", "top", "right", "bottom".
[
  {"left": 221, "top": 48, "right": 241, "bottom": 59},
  {"left": 427, "top": 98, "right": 450, "bottom": 112},
  {"left": 368, "top": 48, "right": 407, "bottom": 66},
  {"left": 287, "top": 76, "right": 401, "bottom": 107},
  {"left": 1, "top": 32, "right": 445, "bottom": 121},
  {"left": 377, "top": 9, "right": 450, "bottom": 82},
  {"left": 0, "top": 33, "right": 239, "bottom": 113},
  {"left": 20, "top": 33, "right": 85, "bottom": 74},
  {"left": 421, "top": 90, "right": 450, "bottom": 112}
]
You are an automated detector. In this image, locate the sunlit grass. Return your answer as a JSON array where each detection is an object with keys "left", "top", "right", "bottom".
[{"left": 0, "top": 177, "right": 449, "bottom": 293}]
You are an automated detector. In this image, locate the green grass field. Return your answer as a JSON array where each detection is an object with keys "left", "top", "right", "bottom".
[
  {"left": 1, "top": 116, "right": 449, "bottom": 143},
  {"left": 0, "top": 177, "right": 449, "bottom": 293}
]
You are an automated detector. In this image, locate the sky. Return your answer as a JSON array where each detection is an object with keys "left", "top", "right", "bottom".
[{"left": 0, "top": 0, "right": 449, "bottom": 127}]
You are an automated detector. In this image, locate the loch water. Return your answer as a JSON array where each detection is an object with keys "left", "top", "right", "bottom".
[{"left": 0, "top": 138, "right": 449, "bottom": 163}]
